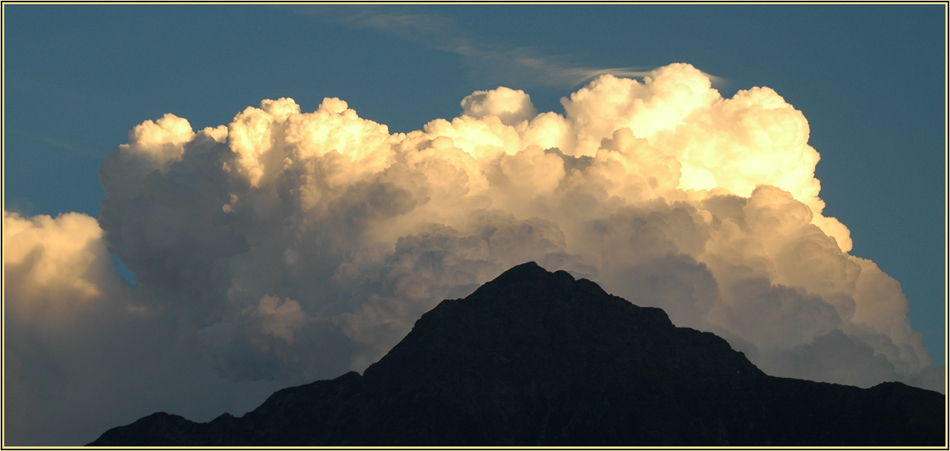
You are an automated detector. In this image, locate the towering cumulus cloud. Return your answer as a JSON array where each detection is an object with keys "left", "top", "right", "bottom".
[{"left": 5, "top": 65, "right": 941, "bottom": 427}]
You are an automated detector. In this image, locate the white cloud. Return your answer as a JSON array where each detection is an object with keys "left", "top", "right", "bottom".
[
  {"left": 2, "top": 211, "right": 285, "bottom": 445},
  {"left": 4, "top": 61, "right": 940, "bottom": 445},
  {"left": 461, "top": 87, "right": 539, "bottom": 126},
  {"left": 4, "top": 211, "right": 114, "bottom": 309},
  {"left": 95, "top": 63, "right": 931, "bottom": 383}
]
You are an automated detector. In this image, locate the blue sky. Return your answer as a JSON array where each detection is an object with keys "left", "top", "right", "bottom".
[{"left": 3, "top": 4, "right": 946, "bottom": 445}]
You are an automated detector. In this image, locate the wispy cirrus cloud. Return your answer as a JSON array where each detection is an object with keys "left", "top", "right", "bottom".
[
  {"left": 11, "top": 130, "right": 104, "bottom": 159},
  {"left": 288, "top": 6, "right": 717, "bottom": 88}
]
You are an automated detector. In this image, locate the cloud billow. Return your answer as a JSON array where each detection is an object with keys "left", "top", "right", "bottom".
[{"left": 5, "top": 64, "right": 941, "bottom": 425}]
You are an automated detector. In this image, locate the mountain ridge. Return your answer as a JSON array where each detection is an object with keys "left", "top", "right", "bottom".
[{"left": 89, "top": 262, "right": 945, "bottom": 446}]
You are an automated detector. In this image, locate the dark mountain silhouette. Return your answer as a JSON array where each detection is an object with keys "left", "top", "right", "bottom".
[{"left": 89, "top": 262, "right": 945, "bottom": 446}]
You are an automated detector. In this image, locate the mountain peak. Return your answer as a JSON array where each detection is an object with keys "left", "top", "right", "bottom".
[
  {"left": 90, "top": 263, "right": 945, "bottom": 446},
  {"left": 473, "top": 261, "right": 608, "bottom": 301},
  {"left": 492, "top": 260, "right": 579, "bottom": 283}
]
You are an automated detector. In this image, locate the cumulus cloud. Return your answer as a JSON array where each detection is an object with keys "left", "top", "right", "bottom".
[
  {"left": 4, "top": 211, "right": 112, "bottom": 307},
  {"left": 96, "top": 62, "right": 933, "bottom": 383},
  {"left": 461, "top": 87, "right": 539, "bottom": 126},
  {"left": 4, "top": 61, "right": 941, "bottom": 443},
  {"left": 2, "top": 211, "right": 286, "bottom": 445}
]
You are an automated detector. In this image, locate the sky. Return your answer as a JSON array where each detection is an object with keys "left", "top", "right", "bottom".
[{"left": 3, "top": 4, "right": 946, "bottom": 446}]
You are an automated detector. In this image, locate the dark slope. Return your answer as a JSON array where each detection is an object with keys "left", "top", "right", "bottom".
[{"left": 89, "top": 262, "right": 945, "bottom": 446}]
